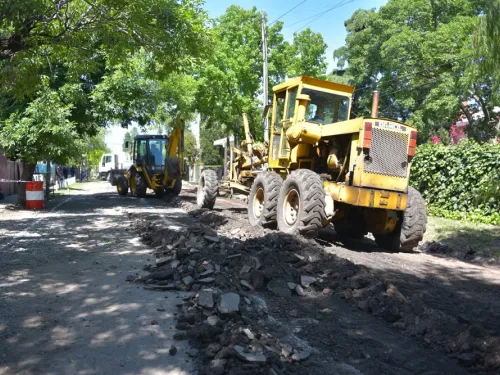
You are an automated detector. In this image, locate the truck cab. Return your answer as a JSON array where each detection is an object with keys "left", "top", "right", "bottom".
[{"left": 99, "top": 152, "right": 132, "bottom": 180}]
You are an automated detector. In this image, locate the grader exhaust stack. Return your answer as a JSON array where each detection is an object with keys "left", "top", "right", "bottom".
[{"left": 371, "top": 90, "right": 380, "bottom": 118}]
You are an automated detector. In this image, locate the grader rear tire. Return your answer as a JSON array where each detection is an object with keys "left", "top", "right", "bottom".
[
  {"left": 248, "top": 172, "right": 282, "bottom": 227},
  {"left": 197, "top": 169, "right": 218, "bottom": 209},
  {"left": 134, "top": 174, "right": 147, "bottom": 198},
  {"left": 374, "top": 186, "right": 427, "bottom": 252},
  {"left": 277, "top": 169, "right": 327, "bottom": 238}
]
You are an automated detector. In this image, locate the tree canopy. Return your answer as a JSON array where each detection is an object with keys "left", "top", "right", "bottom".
[
  {"left": 0, "top": 0, "right": 210, "bottom": 167},
  {"left": 334, "top": 0, "right": 497, "bottom": 142},
  {"left": 195, "top": 6, "right": 328, "bottom": 142}
]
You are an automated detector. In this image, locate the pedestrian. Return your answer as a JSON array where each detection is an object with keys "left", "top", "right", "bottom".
[
  {"left": 56, "top": 166, "right": 65, "bottom": 189},
  {"left": 80, "top": 167, "right": 87, "bottom": 182}
]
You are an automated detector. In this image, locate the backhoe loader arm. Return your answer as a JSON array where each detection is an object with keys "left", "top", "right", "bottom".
[{"left": 163, "top": 116, "right": 185, "bottom": 186}]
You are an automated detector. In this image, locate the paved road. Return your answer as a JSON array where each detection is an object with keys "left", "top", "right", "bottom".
[{"left": 0, "top": 182, "right": 195, "bottom": 375}]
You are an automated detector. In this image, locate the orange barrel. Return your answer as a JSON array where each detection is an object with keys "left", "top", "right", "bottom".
[{"left": 26, "top": 181, "right": 44, "bottom": 210}]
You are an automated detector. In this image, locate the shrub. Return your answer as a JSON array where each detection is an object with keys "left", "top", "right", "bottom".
[{"left": 410, "top": 140, "right": 500, "bottom": 225}]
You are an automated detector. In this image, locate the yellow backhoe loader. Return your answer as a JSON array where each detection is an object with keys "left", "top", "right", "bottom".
[{"left": 115, "top": 117, "right": 185, "bottom": 198}]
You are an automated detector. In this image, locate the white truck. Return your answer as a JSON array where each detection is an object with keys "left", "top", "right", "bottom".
[{"left": 98, "top": 152, "right": 132, "bottom": 181}]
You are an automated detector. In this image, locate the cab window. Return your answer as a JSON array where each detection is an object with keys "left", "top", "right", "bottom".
[
  {"left": 286, "top": 87, "right": 298, "bottom": 120},
  {"left": 273, "top": 91, "right": 286, "bottom": 132},
  {"left": 149, "top": 139, "right": 167, "bottom": 167},
  {"left": 136, "top": 139, "right": 147, "bottom": 163},
  {"left": 302, "top": 88, "right": 350, "bottom": 124}
]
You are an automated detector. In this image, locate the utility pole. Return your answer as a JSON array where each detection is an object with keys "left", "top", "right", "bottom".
[{"left": 261, "top": 10, "right": 269, "bottom": 142}]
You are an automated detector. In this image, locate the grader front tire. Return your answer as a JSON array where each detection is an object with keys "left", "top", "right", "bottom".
[
  {"left": 374, "top": 186, "right": 427, "bottom": 252},
  {"left": 247, "top": 172, "right": 282, "bottom": 227},
  {"left": 277, "top": 169, "right": 327, "bottom": 238},
  {"left": 197, "top": 169, "right": 218, "bottom": 209}
]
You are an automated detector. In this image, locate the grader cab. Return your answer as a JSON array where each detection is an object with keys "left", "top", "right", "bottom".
[{"left": 197, "top": 76, "right": 426, "bottom": 252}]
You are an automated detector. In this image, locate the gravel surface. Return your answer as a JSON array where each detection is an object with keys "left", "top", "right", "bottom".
[
  {"left": 2, "top": 181, "right": 498, "bottom": 375},
  {"left": 0, "top": 182, "right": 196, "bottom": 375},
  {"left": 131, "top": 185, "right": 495, "bottom": 374}
]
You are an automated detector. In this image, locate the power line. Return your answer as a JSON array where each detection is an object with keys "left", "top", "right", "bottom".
[
  {"left": 294, "top": 0, "right": 356, "bottom": 33},
  {"left": 283, "top": 3, "right": 347, "bottom": 29},
  {"left": 269, "top": 0, "right": 308, "bottom": 26}
]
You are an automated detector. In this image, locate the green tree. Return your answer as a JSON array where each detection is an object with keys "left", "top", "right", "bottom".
[
  {"left": 288, "top": 28, "right": 328, "bottom": 79},
  {"left": 334, "top": 0, "right": 496, "bottom": 142},
  {"left": 199, "top": 121, "right": 227, "bottom": 165},
  {"left": 123, "top": 132, "right": 132, "bottom": 152},
  {"left": 184, "top": 129, "right": 199, "bottom": 168},
  {"left": 195, "top": 6, "right": 328, "bottom": 142},
  {"left": 0, "top": 0, "right": 210, "bottom": 204}
]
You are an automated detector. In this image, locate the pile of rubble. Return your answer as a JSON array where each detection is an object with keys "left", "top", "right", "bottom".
[{"left": 127, "top": 199, "right": 500, "bottom": 373}]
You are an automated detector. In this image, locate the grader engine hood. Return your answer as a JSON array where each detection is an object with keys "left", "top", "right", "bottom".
[{"left": 354, "top": 119, "right": 417, "bottom": 192}]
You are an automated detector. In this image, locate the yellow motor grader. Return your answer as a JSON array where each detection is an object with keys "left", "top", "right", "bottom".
[
  {"left": 115, "top": 117, "right": 185, "bottom": 198},
  {"left": 197, "top": 76, "right": 426, "bottom": 252}
]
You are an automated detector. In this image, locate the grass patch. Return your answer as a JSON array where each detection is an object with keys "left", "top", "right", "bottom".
[{"left": 424, "top": 216, "right": 500, "bottom": 260}]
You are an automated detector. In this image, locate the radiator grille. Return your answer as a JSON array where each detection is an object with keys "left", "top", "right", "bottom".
[{"left": 364, "top": 128, "right": 409, "bottom": 178}]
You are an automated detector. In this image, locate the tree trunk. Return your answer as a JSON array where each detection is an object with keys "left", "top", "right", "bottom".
[{"left": 16, "top": 161, "right": 36, "bottom": 206}]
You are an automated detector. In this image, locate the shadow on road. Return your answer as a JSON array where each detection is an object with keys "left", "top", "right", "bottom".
[{"left": 0, "top": 187, "right": 194, "bottom": 375}]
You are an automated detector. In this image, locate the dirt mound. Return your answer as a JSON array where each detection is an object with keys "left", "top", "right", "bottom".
[{"left": 129, "top": 199, "right": 500, "bottom": 373}]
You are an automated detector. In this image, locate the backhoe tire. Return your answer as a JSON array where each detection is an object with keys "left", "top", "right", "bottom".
[
  {"left": 197, "top": 169, "right": 218, "bottom": 209},
  {"left": 154, "top": 188, "right": 166, "bottom": 198},
  {"left": 277, "top": 169, "right": 327, "bottom": 238},
  {"left": 248, "top": 171, "right": 282, "bottom": 227},
  {"left": 134, "top": 174, "right": 147, "bottom": 198},
  {"left": 374, "top": 187, "right": 427, "bottom": 252},
  {"left": 117, "top": 176, "right": 129, "bottom": 196},
  {"left": 171, "top": 179, "right": 182, "bottom": 196}
]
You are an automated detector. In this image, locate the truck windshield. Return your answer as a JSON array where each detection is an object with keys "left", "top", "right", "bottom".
[{"left": 302, "top": 88, "right": 350, "bottom": 124}]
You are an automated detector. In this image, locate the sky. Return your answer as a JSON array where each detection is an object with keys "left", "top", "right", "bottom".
[{"left": 106, "top": 0, "right": 388, "bottom": 153}]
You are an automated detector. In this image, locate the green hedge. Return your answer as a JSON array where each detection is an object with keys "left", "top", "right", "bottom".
[{"left": 410, "top": 140, "right": 500, "bottom": 225}]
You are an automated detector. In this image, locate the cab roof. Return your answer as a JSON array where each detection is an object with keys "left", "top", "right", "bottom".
[
  {"left": 134, "top": 134, "right": 169, "bottom": 140},
  {"left": 272, "top": 75, "right": 355, "bottom": 95}
]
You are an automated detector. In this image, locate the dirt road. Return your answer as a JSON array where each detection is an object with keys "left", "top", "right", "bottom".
[
  {"left": 1, "top": 182, "right": 497, "bottom": 374},
  {"left": 0, "top": 183, "right": 196, "bottom": 375}
]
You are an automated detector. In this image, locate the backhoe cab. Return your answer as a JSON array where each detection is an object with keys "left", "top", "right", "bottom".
[
  {"left": 199, "top": 76, "right": 427, "bottom": 252},
  {"left": 116, "top": 118, "right": 184, "bottom": 198}
]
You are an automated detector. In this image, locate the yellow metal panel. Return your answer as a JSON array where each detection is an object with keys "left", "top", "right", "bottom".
[
  {"left": 360, "top": 174, "right": 408, "bottom": 192},
  {"left": 290, "top": 144, "right": 311, "bottom": 159},
  {"left": 273, "top": 75, "right": 355, "bottom": 95},
  {"left": 323, "top": 182, "right": 408, "bottom": 211},
  {"left": 320, "top": 118, "right": 364, "bottom": 137}
]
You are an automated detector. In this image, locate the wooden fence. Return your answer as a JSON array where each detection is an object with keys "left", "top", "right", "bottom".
[{"left": 0, "top": 154, "right": 20, "bottom": 196}]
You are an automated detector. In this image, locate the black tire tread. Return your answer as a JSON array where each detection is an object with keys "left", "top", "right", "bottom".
[
  {"left": 135, "top": 174, "right": 147, "bottom": 198},
  {"left": 117, "top": 176, "right": 129, "bottom": 196},
  {"left": 277, "top": 169, "right": 327, "bottom": 238},
  {"left": 197, "top": 169, "right": 218, "bottom": 209},
  {"left": 374, "top": 186, "right": 427, "bottom": 252},
  {"left": 399, "top": 186, "right": 427, "bottom": 251},
  {"left": 171, "top": 179, "right": 182, "bottom": 196},
  {"left": 248, "top": 171, "right": 282, "bottom": 227}
]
